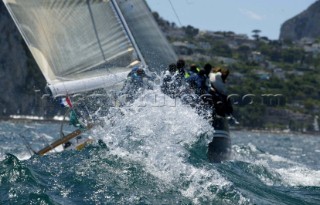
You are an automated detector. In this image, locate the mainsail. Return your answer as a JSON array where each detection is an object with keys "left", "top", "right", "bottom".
[{"left": 3, "top": 0, "right": 177, "bottom": 97}]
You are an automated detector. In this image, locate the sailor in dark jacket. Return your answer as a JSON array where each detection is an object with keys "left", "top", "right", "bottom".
[
  {"left": 186, "top": 69, "right": 208, "bottom": 95},
  {"left": 121, "top": 66, "right": 153, "bottom": 102}
]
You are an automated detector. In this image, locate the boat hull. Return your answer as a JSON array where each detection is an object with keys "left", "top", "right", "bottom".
[{"left": 207, "top": 116, "right": 231, "bottom": 163}]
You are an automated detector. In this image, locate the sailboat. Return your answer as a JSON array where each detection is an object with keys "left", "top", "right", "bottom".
[
  {"left": 3, "top": 0, "right": 231, "bottom": 162},
  {"left": 2, "top": 0, "right": 177, "bottom": 155}
]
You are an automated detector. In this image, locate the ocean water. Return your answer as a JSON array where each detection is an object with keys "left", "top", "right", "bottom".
[{"left": 1, "top": 90, "right": 320, "bottom": 205}]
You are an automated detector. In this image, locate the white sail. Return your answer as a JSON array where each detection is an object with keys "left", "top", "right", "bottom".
[
  {"left": 3, "top": 0, "right": 177, "bottom": 97},
  {"left": 116, "top": 0, "right": 177, "bottom": 72}
]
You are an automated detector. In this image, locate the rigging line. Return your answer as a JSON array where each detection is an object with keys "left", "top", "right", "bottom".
[
  {"left": 168, "top": 0, "right": 183, "bottom": 27},
  {"left": 19, "top": 133, "right": 37, "bottom": 155}
]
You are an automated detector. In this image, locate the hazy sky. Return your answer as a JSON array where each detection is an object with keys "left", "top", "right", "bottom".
[{"left": 145, "top": 0, "right": 317, "bottom": 40}]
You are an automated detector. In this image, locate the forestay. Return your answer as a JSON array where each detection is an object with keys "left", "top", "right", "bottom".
[{"left": 3, "top": 0, "right": 177, "bottom": 97}]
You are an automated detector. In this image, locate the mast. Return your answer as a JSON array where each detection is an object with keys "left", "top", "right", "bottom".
[{"left": 111, "top": 0, "right": 147, "bottom": 68}]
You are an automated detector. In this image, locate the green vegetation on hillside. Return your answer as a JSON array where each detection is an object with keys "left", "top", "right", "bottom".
[{"left": 154, "top": 12, "right": 320, "bottom": 131}]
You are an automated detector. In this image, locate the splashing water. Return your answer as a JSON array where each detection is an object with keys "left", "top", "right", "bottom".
[
  {"left": 89, "top": 88, "right": 249, "bottom": 204},
  {"left": 1, "top": 85, "right": 320, "bottom": 204}
]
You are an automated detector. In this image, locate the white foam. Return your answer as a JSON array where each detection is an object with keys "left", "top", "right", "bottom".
[
  {"left": 96, "top": 88, "right": 250, "bottom": 204},
  {"left": 276, "top": 167, "right": 320, "bottom": 186},
  {"left": 232, "top": 141, "right": 320, "bottom": 187}
]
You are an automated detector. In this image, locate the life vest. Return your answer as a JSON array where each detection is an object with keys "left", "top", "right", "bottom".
[{"left": 185, "top": 67, "right": 201, "bottom": 79}]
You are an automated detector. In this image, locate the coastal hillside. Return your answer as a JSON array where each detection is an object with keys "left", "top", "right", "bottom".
[{"left": 280, "top": 0, "right": 320, "bottom": 41}]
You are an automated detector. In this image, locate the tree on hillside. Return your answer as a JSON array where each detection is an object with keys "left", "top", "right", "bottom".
[
  {"left": 252, "top": 29, "right": 261, "bottom": 41},
  {"left": 183, "top": 25, "right": 199, "bottom": 37},
  {"left": 152, "top": 12, "right": 159, "bottom": 21},
  {"left": 260, "top": 36, "right": 269, "bottom": 42},
  {"left": 152, "top": 12, "right": 170, "bottom": 28}
]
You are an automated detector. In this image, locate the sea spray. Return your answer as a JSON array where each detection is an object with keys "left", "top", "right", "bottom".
[
  {"left": 95, "top": 88, "right": 251, "bottom": 204},
  {"left": 1, "top": 89, "right": 320, "bottom": 204}
]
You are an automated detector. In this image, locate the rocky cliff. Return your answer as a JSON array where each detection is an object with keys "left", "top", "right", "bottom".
[
  {"left": 0, "top": 2, "right": 55, "bottom": 116},
  {"left": 280, "top": 0, "right": 320, "bottom": 41}
]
